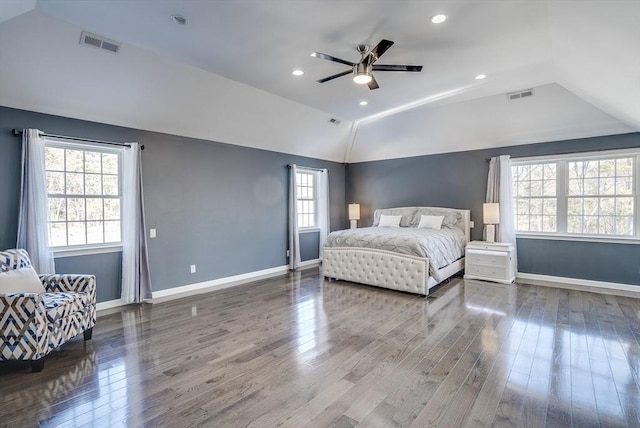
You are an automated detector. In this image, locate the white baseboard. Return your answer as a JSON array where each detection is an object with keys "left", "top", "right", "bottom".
[
  {"left": 151, "top": 265, "right": 290, "bottom": 302},
  {"left": 298, "top": 259, "right": 321, "bottom": 269},
  {"left": 96, "top": 299, "right": 126, "bottom": 312},
  {"left": 516, "top": 272, "right": 640, "bottom": 296}
]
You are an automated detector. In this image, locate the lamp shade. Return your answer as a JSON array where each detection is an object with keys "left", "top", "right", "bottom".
[
  {"left": 483, "top": 203, "right": 500, "bottom": 224},
  {"left": 348, "top": 203, "right": 361, "bottom": 220}
]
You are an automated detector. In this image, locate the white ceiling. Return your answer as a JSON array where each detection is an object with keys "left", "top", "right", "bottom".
[{"left": 0, "top": 0, "right": 638, "bottom": 162}]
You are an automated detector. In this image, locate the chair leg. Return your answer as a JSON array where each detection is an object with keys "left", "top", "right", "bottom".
[
  {"left": 83, "top": 327, "right": 93, "bottom": 341},
  {"left": 31, "top": 358, "right": 45, "bottom": 373}
]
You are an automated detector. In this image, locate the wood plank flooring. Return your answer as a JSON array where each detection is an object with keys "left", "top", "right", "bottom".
[{"left": 1, "top": 269, "right": 639, "bottom": 427}]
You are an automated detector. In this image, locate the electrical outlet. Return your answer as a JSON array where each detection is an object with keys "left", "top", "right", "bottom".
[
  {"left": 190, "top": 264, "right": 196, "bottom": 273},
  {"left": 286, "top": 249, "right": 290, "bottom": 257},
  {"left": 469, "top": 221, "right": 474, "bottom": 228},
  {"left": 150, "top": 228, "right": 156, "bottom": 238}
]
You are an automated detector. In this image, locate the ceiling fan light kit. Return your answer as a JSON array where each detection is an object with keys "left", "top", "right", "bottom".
[
  {"left": 353, "top": 63, "right": 372, "bottom": 84},
  {"left": 312, "top": 39, "right": 423, "bottom": 90}
]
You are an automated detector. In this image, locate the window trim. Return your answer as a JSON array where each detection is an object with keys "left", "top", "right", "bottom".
[
  {"left": 44, "top": 138, "right": 125, "bottom": 255},
  {"left": 53, "top": 244, "right": 123, "bottom": 258},
  {"left": 512, "top": 148, "right": 640, "bottom": 243}
]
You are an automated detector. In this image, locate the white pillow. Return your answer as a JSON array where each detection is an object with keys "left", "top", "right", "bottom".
[
  {"left": 0, "top": 266, "right": 45, "bottom": 294},
  {"left": 378, "top": 214, "right": 402, "bottom": 227},
  {"left": 418, "top": 215, "right": 444, "bottom": 230}
]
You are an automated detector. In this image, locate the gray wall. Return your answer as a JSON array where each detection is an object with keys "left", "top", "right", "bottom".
[
  {"left": 54, "top": 252, "right": 122, "bottom": 302},
  {"left": 0, "top": 107, "right": 347, "bottom": 302},
  {"left": 299, "top": 231, "right": 320, "bottom": 262},
  {"left": 347, "top": 133, "right": 640, "bottom": 285}
]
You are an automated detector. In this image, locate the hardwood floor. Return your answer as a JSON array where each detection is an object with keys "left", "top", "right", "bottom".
[{"left": 1, "top": 269, "right": 639, "bottom": 427}]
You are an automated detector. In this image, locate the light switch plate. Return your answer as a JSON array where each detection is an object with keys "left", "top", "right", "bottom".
[
  {"left": 150, "top": 228, "right": 156, "bottom": 238},
  {"left": 469, "top": 221, "right": 474, "bottom": 228}
]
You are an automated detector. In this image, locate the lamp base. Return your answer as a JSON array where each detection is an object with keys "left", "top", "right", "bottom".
[
  {"left": 485, "top": 224, "right": 495, "bottom": 243},
  {"left": 350, "top": 220, "right": 358, "bottom": 229}
]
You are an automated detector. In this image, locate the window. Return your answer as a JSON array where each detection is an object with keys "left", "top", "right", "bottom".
[
  {"left": 512, "top": 149, "right": 639, "bottom": 240},
  {"left": 45, "top": 142, "right": 122, "bottom": 248},
  {"left": 513, "top": 163, "right": 557, "bottom": 232},
  {"left": 296, "top": 171, "right": 316, "bottom": 228},
  {"left": 567, "top": 158, "right": 633, "bottom": 235}
]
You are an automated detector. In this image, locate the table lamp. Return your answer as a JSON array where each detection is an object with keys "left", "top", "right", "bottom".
[
  {"left": 348, "top": 203, "right": 360, "bottom": 229},
  {"left": 483, "top": 203, "right": 500, "bottom": 243}
]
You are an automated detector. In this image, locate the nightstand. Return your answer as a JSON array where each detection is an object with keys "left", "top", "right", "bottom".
[{"left": 464, "top": 241, "right": 516, "bottom": 284}]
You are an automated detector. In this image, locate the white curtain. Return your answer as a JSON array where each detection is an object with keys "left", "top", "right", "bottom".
[
  {"left": 121, "top": 143, "right": 152, "bottom": 303},
  {"left": 288, "top": 164, "right": 301, "bottom": 270},
  {"left": 17, "top": 129, "right": 55, "bottom": 274},
  {"left": 486, "top": 155, "right": 517, "bottom": 269},
  {"left": 317, "top": 169, "right": 330, "bottom": 260}
]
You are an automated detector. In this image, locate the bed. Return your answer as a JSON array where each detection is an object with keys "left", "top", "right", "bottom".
[{"left": 322, "top": 207, "right": 471, "bottom": 296}]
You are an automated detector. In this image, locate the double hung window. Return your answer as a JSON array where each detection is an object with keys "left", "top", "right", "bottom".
[
  {"left": 512, "top": 149, "right": 639, "bottom": 240},
  {"left": 296, "top": 171, "right": 316, "bottom": 228},
  {"left": 45, "top": 141, "right": 123, "bottom": 249}
]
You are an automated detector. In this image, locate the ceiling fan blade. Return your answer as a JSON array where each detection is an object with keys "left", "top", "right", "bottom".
[
  {"left": 311, "top": 52, "right": 356, "bottom": 67},
  {"left": 364, "top": 39, "right": 394, "bottom": 64},
  {"left": 372, "top": 64, "right": 423, "bottom": 72},
  {"left": 367, "top": 75, "right": 379, "bottom": 90},
  {"left": 316, "top": 69, "right": 352, "bottom": 83}
]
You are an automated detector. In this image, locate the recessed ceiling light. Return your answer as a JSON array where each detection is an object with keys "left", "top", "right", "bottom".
[
  {"left": 430, "top": 13, "right": 447, "bottom": 24},
  {"left": 475, "top": 74, "right": 487, "bottom": 80},
  {"left": 292, "top": 69, "right": 304, "bottom": 76},
  {"left": 359, "top": 101, "right": 368, "bottom": 106},
  {"left": 310, "top": 53, "right": 317, "bottom": 57},
  {"left": 170, "top": 14, "right": 188, "bottom": 25}
]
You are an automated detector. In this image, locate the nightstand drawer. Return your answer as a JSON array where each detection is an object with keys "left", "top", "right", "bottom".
[
  {"left": 466, "top": 249, "right": 509, "bottom": 267},
  {"left": 466, "top": 265, "right": 508, "bottom": 279}
]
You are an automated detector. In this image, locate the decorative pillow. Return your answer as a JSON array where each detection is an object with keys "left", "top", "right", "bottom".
[
  {"left": 418, "top": 215, "right": 444, "bottom": 230},
  {"left": 441, "top": 213, "right": 461, "bottom": 229},
  {"left": 378, "top": 214, "right": 402, "bottom": 228},
  {"left": 0, "top": 266, "right": 45, "bottom": 294},
  {"left": 372, "top": 208, "right": 417, "bottom": 227}
]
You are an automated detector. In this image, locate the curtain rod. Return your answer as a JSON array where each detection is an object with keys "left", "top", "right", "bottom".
[
  {"left": 12, "top": 129, "right": 144, "bottom": 150},
  {"left": 288, "top": 164, "right": 326, "bottom": 172}
]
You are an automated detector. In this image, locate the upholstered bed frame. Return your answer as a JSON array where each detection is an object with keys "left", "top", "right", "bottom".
[{"left": 323, "top": 207, "right": 471, "bottom": 296}]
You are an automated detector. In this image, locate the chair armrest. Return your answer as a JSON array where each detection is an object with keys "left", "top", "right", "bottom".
[
  {"left": 40, "top": 274, "right": 96, "bottom": 302},
  {"left": 0, "top": 293, "right": 46, "bottom": 340}
]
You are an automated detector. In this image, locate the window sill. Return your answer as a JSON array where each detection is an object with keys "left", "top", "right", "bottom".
[
  {"left": 516, "top": 233, "right": 640, "bottom": 245},
  {"left": 53, "top": 244, "right": 123, "bottom": 258},
  {"left": 298, "top": 227, "right": 320, "bottom": 234}
]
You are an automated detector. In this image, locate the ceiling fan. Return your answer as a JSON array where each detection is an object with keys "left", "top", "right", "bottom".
[{"left": 311, "top": 39, "right": 423, "bottom": 90}]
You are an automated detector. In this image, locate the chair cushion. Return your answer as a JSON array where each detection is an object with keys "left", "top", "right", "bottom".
[
  {"left": 42, "top": 292, "right": 90, "bottom": 323},
  {"left": 0, "top": 266, "right": 45, "bottom": 293}
]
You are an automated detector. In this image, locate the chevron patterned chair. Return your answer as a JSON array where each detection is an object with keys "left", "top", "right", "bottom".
[{"left": 0, "top": 249, "right": 96, "bottom": 372}]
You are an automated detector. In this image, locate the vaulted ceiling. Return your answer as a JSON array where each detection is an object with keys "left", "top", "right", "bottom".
[{"left": 1, "top": 0, "right": 638, "bottom": 162}]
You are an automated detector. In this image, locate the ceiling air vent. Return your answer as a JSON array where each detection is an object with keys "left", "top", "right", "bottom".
[
  {"left": 328, "top": 118, "right": 342, "bottom": 125},
  {"left": 507, "top": 88, "right": 534, "bottom": 101},
  {"left": 80, "top": 31, "right": 121, "bottom": 54}
]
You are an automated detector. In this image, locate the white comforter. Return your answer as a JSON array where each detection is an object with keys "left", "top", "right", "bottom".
[{"left": 324, "top": 226, "right": 466, "bottom": 279}]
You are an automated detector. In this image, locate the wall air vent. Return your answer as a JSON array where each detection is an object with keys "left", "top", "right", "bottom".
[
  {"left": 328, "top": 118, "right": 342, "bottom": 125},
  {"left": 507, "top": 88, "right": 534, "bottom": 101},
  {"left": 80, "top": 31, "right": 121, "bottom": 54}
]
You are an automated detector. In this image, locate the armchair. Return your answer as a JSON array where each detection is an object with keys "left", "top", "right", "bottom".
[{"left": 0, "top": 249, "right": 96, "bottom": 372}]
